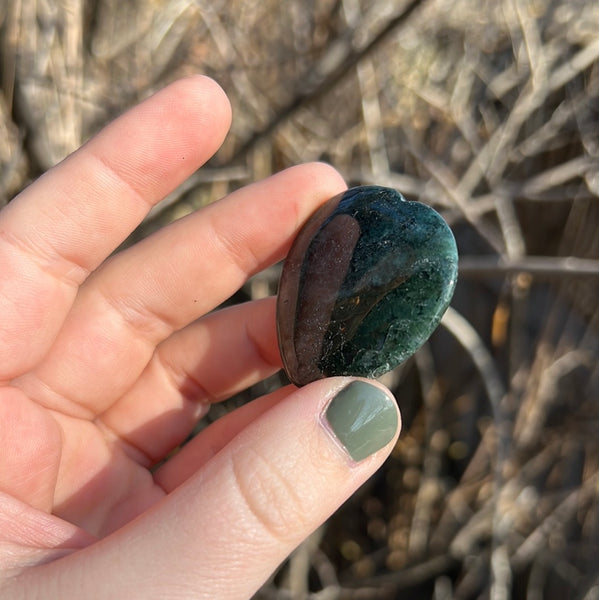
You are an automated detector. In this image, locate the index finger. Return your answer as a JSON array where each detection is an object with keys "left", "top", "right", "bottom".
[{"left": 0, "top": 76, "right": 232, "bottom": 379}]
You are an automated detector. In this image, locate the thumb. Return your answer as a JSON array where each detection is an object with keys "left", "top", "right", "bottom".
[{"left": 19, "top": 378, "right": 400, "bottom": 599}]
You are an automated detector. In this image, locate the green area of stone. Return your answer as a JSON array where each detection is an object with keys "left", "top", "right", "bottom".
[{"left": 277, "top": 185, "right": 458, "bottom": 386}]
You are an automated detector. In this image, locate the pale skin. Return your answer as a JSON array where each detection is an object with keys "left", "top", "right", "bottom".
[{"left": 0, "top": 76, "right": 400, "bottom": 599}]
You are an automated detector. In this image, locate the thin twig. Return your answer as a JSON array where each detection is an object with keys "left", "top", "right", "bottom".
[
  {"left": 441, "top": 307, "right": 505, "bottom": 411},
  {"left": 458, "top": 255, "right": 599, "bottom": 279},
  {"left": 340, "top": 554, "right": 459, "bottom": 592}
]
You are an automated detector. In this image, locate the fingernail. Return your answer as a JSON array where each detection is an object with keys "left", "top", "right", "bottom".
[{"left": 324, "top": 381, "right": 398, "bottom": 462}]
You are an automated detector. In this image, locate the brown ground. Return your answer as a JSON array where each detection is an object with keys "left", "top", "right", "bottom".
[{"left": 2, "top": 0, "right": 599, "bottom": 597}]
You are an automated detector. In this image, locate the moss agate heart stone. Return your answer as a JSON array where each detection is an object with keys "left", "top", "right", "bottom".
[{"left": 277, "top": 185, "right": 458, "bottom": 386}]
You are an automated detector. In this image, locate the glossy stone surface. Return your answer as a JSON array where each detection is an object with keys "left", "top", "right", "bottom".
[{"left": 277, "top": 185, "right": 458, "bottom": 386}]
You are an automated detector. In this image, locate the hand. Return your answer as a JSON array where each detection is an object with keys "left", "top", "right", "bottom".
[{"left": 0, "top": 76, "right": 400, "bottom": 599}]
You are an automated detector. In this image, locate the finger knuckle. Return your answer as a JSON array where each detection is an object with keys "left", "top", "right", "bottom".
[{"left": 229, "top": 446, "right": 310, "bottom": 543}]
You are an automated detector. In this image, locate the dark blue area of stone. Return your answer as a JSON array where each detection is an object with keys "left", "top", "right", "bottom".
[{"left": 277, "top": 185, "right": 458, "bottom": 386}]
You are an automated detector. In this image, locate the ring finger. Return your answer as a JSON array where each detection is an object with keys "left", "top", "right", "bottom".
[{"left": 98, "top": 296, "right": 281, "bottom": 464}]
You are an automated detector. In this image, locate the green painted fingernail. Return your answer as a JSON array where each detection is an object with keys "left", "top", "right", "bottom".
[{"left": 325, "top": 381, "right": 398, "bottom": 462}]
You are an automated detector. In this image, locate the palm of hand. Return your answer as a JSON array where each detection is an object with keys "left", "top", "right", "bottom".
[
  {"left": 0, "top": 77, "right": 262, "bottom": 541},
  {"left": 0, "top": 77, "right": 341, "bottom": 552},
  {"left": 0, "top": 78, "right": 396, "bottom": 599}
]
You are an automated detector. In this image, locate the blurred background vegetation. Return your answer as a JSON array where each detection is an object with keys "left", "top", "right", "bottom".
[{"left": 2, "top": 0, "right": 599, "bottom": 598}]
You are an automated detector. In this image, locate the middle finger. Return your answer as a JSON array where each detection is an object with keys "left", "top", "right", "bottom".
[{"left": 15, "top": 163, "right": 346, "bottom": 418}]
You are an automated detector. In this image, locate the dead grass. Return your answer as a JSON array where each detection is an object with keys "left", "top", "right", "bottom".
[{"left": 2, "top": 0, "right": 599, "bottom": 598}]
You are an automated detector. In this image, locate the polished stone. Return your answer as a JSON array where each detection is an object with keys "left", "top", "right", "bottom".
[{"left": 277, "top": 185, "right": 458, "bottom": 386}]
